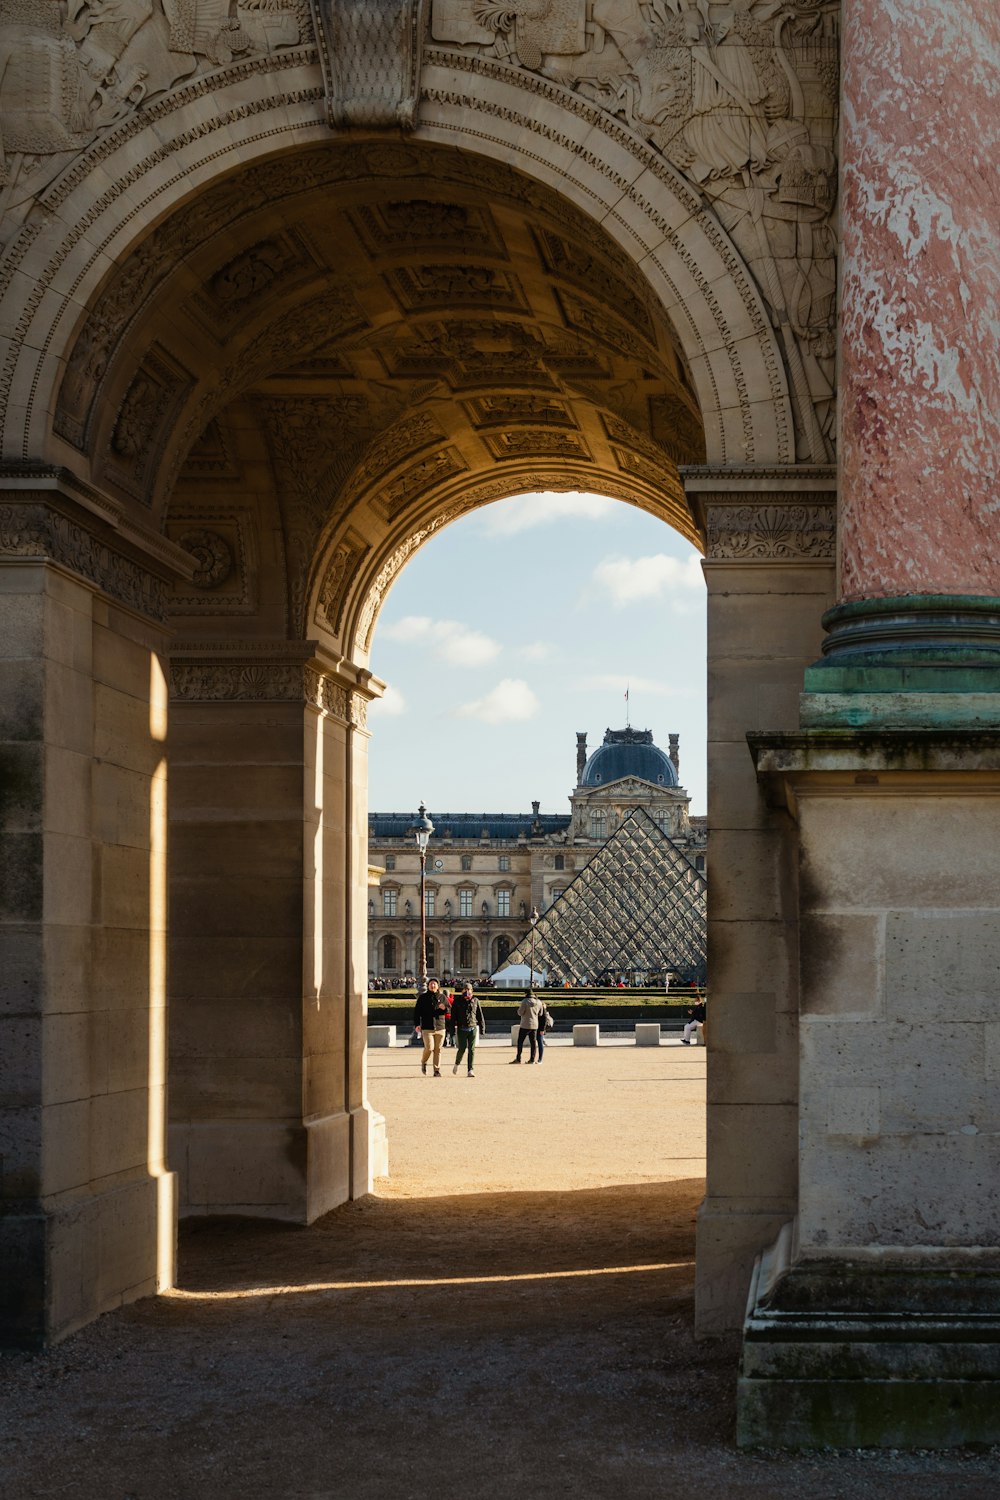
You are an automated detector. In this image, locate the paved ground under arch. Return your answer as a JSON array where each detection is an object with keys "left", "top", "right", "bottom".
[{"left": 2, "top": 1041, "right": 999, "bottom": 1496}]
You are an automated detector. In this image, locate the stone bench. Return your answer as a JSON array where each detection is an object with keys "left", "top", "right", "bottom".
[
  {"left": 367, "top": 1024, "right": 396, "bottom": 1047},
  {"left": 635, "top": 1023, "right": 661, "bottom": 1046},
  {"left": 573, "top": 1023, "right": 600, "bottom": 1046}
]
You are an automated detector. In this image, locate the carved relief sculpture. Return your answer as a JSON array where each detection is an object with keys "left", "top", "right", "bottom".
[
  {"left": 0, "top": 0, "right": 305, "bottom": 215},
  {"left": 429, "top": 0, "right": 840, "bottom": 460}
]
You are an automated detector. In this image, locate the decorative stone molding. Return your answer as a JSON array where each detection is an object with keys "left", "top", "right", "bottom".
[
  {"left": 0, "top": 491, "right": 184, "bottom": 620},
  {"left": 312, "top": 0, "right": 424, "bottom": 128},
  {"left": 354, "top": 504, "right": 463, "bottom": 649},
  {"left": 705, "top": 501, "right": 836, "bottom": 562},
  {"left": 170, "top": 662, "right": 308, "bottom": 700},
  {"left": 317, "top": 533, "right": 370, "bottom": 636},
  {"left": 169, "top": 658, "right": 367, "bottom": 723}
]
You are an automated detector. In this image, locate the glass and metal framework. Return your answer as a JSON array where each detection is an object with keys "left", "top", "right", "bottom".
[{"left": 500, "top": 807, "right": 707, "bottom": 986}]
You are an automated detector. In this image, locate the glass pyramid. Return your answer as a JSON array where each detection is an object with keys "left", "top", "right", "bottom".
[{"left": 501, "top": 806, "right": 707, "bottom": 986}]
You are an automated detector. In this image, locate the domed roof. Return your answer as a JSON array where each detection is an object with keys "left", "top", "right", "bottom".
[{"left": 580, "top": 727, "right": 678, "bottom": 789}]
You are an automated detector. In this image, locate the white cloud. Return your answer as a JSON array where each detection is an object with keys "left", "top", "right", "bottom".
[
  {"left": 456, "top": 678, "right": 541, "bottom": 724},
  {"left": 519, "top": 641, "right": 556, "bottom": 662},
  {"left": 592, "top": 552, "right": 704, "bottom": 606},
  {"left": 379, "top": 615, "right": 501, "bottom": 667},
  {"left": 369, "top": 684, "right": 406, "bottom": 717},
  {"left": 479, "top": 491, "right": 617, "bottom": 536}
]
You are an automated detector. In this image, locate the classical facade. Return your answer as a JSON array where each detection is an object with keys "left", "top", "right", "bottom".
[
  {"left": 1, "top": 0, "right": 998, "bottom": 1449},
  {"left": 368, "top": 726, "right": 706, "bottom": 982}
]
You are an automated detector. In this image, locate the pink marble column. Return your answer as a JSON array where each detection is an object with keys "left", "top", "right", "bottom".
[{"left": 839, "top": 1, "right": 1000, "bottom": 602}]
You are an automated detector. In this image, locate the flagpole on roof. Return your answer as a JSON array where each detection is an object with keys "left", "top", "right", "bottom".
[{"left": 625, "top": 681, "right": 630, "bottom": 727}]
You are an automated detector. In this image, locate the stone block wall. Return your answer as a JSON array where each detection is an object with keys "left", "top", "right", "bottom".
[{"left": 0, "top": 560, "right": 175, "bottom": 1346}]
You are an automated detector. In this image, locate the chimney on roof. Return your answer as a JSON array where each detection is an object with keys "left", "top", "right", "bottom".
[
  {"left": 576, "top": 732, "right": 587, "bottom": 783},
  {"left": 532, "top": 800, "right": 540, "bottom": 816},
  {"left": 669, "top": 733, "right": 680, "bottom": 775}
]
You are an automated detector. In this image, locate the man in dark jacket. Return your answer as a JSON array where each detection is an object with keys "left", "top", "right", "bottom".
[
  {"left": 450, "top": 983, "right": 486, "bottom": 1078},
  {"left": 413, "top": 978, "right": 449, "bottom": 1075},
  {"left": 681, "top": 996, "right": 706, "bottom": 1045}
]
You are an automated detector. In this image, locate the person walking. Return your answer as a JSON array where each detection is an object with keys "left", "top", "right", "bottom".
[
  {"left": 443, "top": 986, "right": 456, "bottom": 1049},
  {"left": 510, "top": 988, "right": 542, "bottom": 1064},
  {"left": 451, "top": 982, "right": 486, "bottom": 1078},
  {"left": 413, "top": 978, "right": 449, "bottom": 1076},
  {"left": 536, "top": 996, "right": 554, "bottom": 1064}
]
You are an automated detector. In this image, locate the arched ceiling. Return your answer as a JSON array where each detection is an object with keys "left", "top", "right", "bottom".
[{"left": 55, "top": 141, "right": 706, "bottom": 649}]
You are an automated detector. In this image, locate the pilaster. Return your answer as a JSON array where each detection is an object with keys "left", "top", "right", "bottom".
[
  {"left": 740, "top": 732, "right": 1000, "bottom": 1447},
  {"left": 0, "top": 475, "right": 191, "bottom": 1347},
  {"left": 167, "top": 642, "right": 380, "bottom": 1219},
  {"left": 685, "top": 466, "right": 836, "bottom": 1334}
]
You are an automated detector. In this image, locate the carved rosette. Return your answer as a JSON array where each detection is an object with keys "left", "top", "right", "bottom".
[{"left": 705, "top": 502, "right": 836, "bottom": 562}]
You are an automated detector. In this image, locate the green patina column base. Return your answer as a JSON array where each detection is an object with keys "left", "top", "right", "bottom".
[
  {"left": 738, "top": 1230, "right": 1000, "bottom": 1450},
  {"left": 802, "top": 595, "right": 1000, "bottom": 728}
]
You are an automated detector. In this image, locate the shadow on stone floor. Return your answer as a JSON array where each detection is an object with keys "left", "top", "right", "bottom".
[{"left": 3, "top": 1180, "right": 1000, "bottom": 1498}]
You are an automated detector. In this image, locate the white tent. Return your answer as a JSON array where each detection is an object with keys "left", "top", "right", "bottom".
[{"left": 491, "top": 962, "right": 547, "bottom": 988}]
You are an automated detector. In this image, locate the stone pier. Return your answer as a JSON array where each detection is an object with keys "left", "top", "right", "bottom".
[{"left": 737, "top": 0, "right": 1000, "bottom": 1447}]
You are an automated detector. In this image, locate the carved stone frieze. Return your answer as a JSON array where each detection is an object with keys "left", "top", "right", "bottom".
[
  {"left": 188, "top": 228, "right": 325, "bottom": 340},
  {"left": 170, "top": 662, "right": 307, "bottom": 700},
  {"left": 170, "top": 659, "right": 366, "bottom": 722},
  {"left": 346, "top": 199, "right": 506, "bottom": 258},
  {"left": 465, "top": 394, "right": 576, "bottom": 429},
  {"left": 359, "top": 411, "right": 447, "bottom": 484},
  {"left": 705, "top": 501, "right": 836, "bottom": 561},
  {"left": 317, "top": 532, "right": 370, "bottom": 636},
  {"left": 482, "top": 429, "right": 589, "bottom": 462},
  {"left": 0, "top": 0, "right": 308, "bottom": 207},
  {"left": 104, "top": 345, "right": 195, "bottom": 503},
  {"left": 383, "top": 263, "right": 529, "bottom": 314},
  {"left": 554, "top": 289, "right": 653, "bottom": 362},
  {"left": 422, "top": 0, "right": 840, "bottom": 460},
  {"left": 533, "top": 228, "right": 658, "bottom": 344},
  {"left": 257, "top": 392, "right": 386, "bottom": 631},
  {"left": 648, "top": 394, "right": 708, "bottom": 465},
  {"left": 0, "top": 501, "right": 168, "bottom": 619},
  {"left": 372, "top": 447, "right": 468, "bottom": 520}
]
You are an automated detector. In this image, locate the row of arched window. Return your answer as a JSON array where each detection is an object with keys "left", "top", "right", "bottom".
[{"left": 376, "top": 933, "right": 512, "bottom": 973}]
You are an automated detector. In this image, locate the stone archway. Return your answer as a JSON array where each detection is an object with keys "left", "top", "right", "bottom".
[{"left": 0, "top": 7, "right": 836, "bottom": 1357}]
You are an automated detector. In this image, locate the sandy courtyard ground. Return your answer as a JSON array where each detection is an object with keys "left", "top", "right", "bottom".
[
  {"left": 2, "top": 1036, "right": 1000, "bottom": 1497},
  {"left": 368, "top": 1033, "right": 708, "bottom": 1195}
]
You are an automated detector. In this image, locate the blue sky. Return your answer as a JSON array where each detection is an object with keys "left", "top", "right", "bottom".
[{"left": 367, "top": 492, "right": 707, "bottom": 817}]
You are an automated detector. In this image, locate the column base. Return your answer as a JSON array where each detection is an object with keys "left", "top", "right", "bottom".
[
  {"left": 0, "top": 1174, "right": 176, "bottom": 1349},
  {"left": 172, "top": 1109, "right": 373, "bottom": 1221},
  {"left": 695, "top": 1199, "right": 797, "bottom": 1336},
  {"left": 803, "top": 595, "right": 1000, "bottom": 727},
  {"left": 738, "top": 1228, "right": 1000, "bottom": 1448}
]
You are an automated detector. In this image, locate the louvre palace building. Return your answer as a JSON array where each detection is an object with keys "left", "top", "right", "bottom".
[{"left": 368, "top": 725, "right": 706, "bottom": 984}]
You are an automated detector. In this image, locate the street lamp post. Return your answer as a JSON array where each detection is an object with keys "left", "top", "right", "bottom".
[
  {"left": 529, "top": 905, "right": 539, "bottom": 988},
  {"left": 414, "top": 802, "right": 434, "bottom": 990}
]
